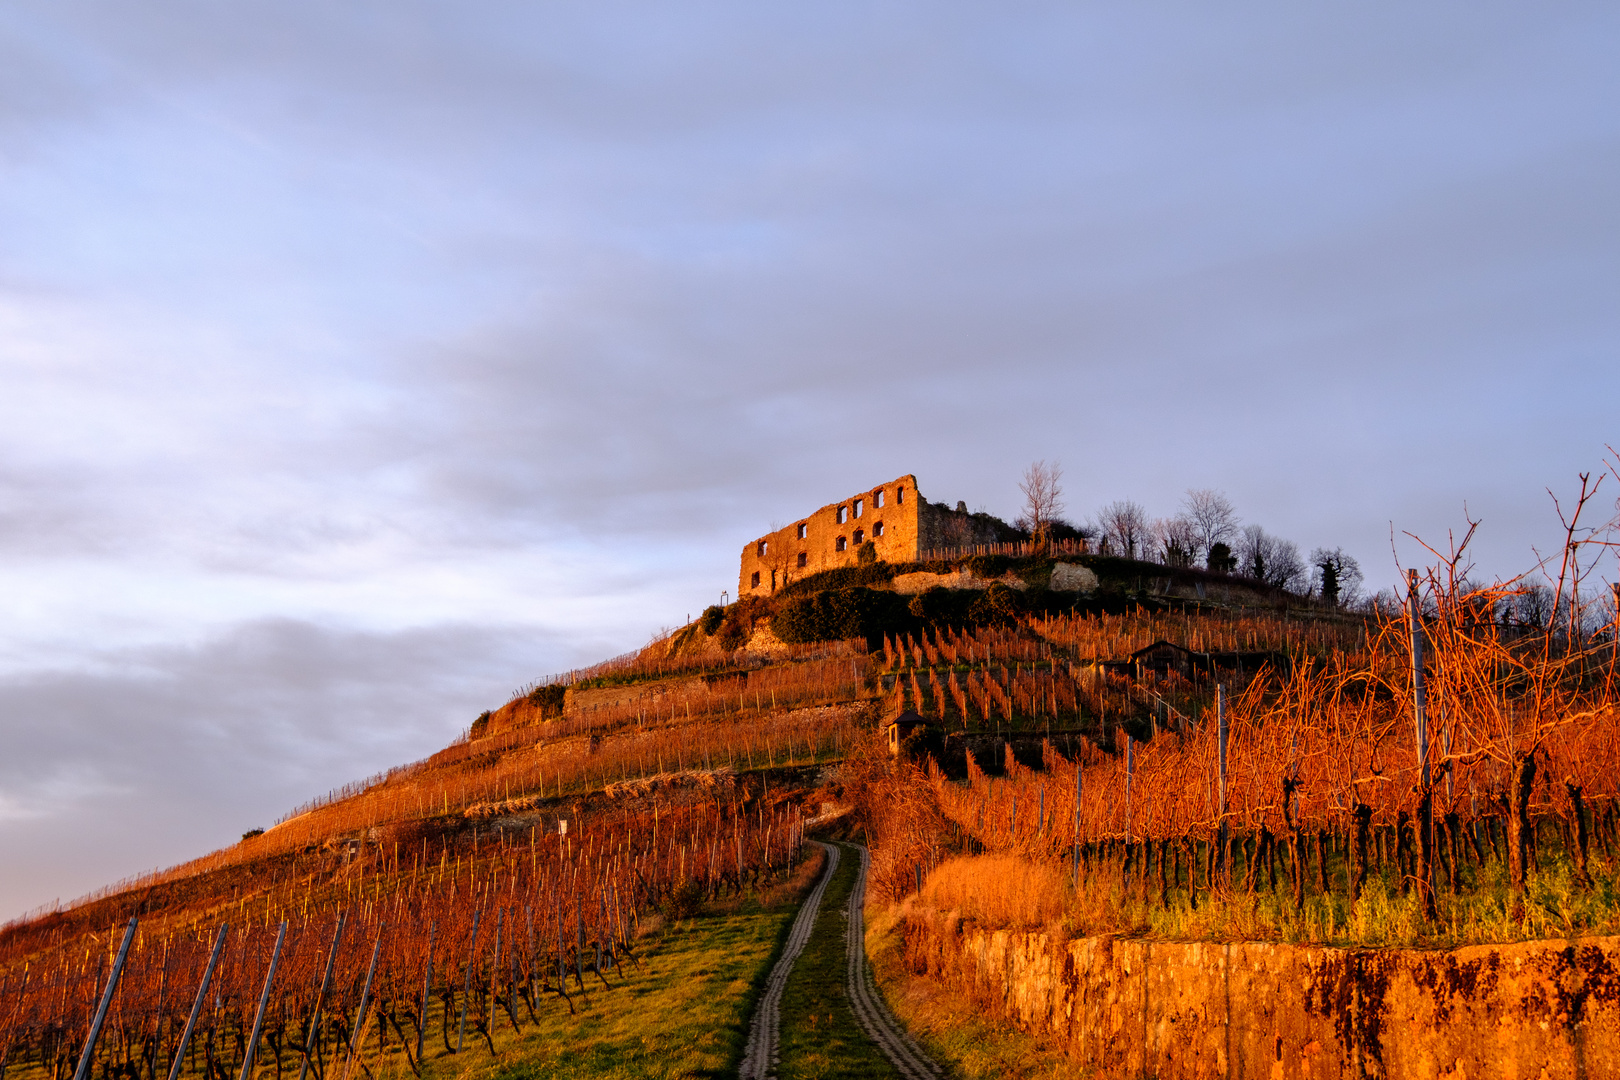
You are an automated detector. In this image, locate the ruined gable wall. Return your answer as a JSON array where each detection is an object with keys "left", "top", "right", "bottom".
[
  {"left": 738, "top": 474, "right": 921, "bottom": 597},
  {"left": 917, "top": 500, "right": 1021, "bottom": 555}
]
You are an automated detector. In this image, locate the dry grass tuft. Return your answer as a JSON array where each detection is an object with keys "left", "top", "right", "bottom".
[{"left": 921, "top": 855, "right": 1070, "bottom": 929}]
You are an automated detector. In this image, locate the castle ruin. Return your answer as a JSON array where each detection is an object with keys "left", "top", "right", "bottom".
[{"left": 738, "top": 474, "right": 1017, "bottom": 597}]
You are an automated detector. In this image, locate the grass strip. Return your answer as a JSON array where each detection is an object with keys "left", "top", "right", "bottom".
[
  {"left": 774, "top": 842, "right": 900, "bottom": 1080},
  {"left": 421, "top": 858, "right": 822, "bottom": 1080}
]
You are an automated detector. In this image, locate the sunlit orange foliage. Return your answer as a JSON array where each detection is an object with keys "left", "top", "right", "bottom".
[{"left": 919, "top": 855, "right": 1070, "bottom": 928}]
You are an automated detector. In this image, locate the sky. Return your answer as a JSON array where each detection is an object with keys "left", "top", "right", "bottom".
[{"left": 2, "top": 2, "right": 1618, "bottom": 921}]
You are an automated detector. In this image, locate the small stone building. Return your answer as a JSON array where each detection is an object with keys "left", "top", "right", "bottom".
[
  {"left": 737, "top": 474, "right": 1015, "bottom": 597},
  {"left": 886, "top": 710, "right": 936, "bottom": 758}
]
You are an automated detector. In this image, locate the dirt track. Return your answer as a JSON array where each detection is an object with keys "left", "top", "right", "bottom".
[
  {"left": 842, "top": 844, "right": 943, "bottom": 1080},
  {"left": 738, "top": 843, "right": 841, "bottom": 1080},
  {"left": 739, "top": 841, "right": 941, "bottom": 1080}
]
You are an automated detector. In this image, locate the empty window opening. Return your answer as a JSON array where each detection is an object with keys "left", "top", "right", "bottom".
[
  {"left": 873, "top": 520, "right": 884, "bottom": 537},
  {"left": 854, "top": 498, "right": 864, "bottom": 518},
  {"left": 796, "top": 552, "right": 808, "bottom": 568},
  {"left": 853, "top": 528, "right": 864, "bottom": 545},
  {"left": 835, "top": 536, "right": 847, "bottom": 552},
  {"left": 897, "top": 486, "right": 905, "bottom": 504},
  {"left": 757, "top": 540, "right": 767, "bottom": 556},
  {"left": 750, "top": 571, "right": 761, "bottom": 588},
  {"left": 875, "top": 489, "right": 885, "bottom": 508},
  {"left": 797, "top": 523, "right": 808, "bottom": 539},
  {"left": 836, "top": 505, "right": 848, "bottom": 524},
  {"left": 770, "top": 569, "right": 777, "bottom": 590}
]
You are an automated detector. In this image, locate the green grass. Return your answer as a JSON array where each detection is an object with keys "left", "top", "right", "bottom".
[
  {"left": 403, "top": 869, "right": 815, "bottom": 1080},
  {"left": 1047, "top": 840, "right": 1620, "bottom": 950},
  {"left": 774, "top": 843, "right": 899, "bottom": 1080}
]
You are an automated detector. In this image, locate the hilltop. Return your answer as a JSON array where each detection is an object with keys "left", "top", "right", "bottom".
[
  {"left": 5, "top": 537, "right": 1614, "bottom": 1079},
  {"left": 0, "top": 545, "right": 1342, "bottom": 958}
]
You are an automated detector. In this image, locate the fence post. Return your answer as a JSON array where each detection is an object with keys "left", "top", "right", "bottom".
[
  {"left": 1124, "top": 735, "right": 1134, "bottom": 845},
  {"left": 1409, "top": 569, "right": 1436, "bottom": 917},
  {"left": 457, "top": 913, "right": 480, "bottom": 1053},
  {"left": 417, "top": 922, "right": 435, "bottom": 1065},
  {"left": 344, "top": 928, "right": 384, "bottom": 1080},
  {"left": 1072, "top": 760, "right": 1083, "bottom": 886},
  {"left": 1216, "top": 684, "right": 1229, "bottom": 885},
  {"left": 167, "top": 925, "right": 229, "bottom": 1080},
  {"left": 298, "top": 916, "right": 345, "bottom": 1080},
  {"left": 1612, "top": 583, "right": 1619, "bottom": 670},
  {"left": 73, "top": 917, "right": 137, "bottom": 1080},
  {"left": 238, "top": 921, "right": 287, "bottom": 1080}
]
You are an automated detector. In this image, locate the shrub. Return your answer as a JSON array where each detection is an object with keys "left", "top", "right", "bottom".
[
  {"left": 525, "top": 685, "right": 567, "bottom": 718},
  {"left": 963, "top": 554, "right": 1015, "bottom": 579},
  {"left": 663, "top": 879, "right": 704, "bottom": 920},
  {"left": 772, "top": 586, "right": 908, "bottom": 645},
  {"left": 907, "top": 585, "right": 953, "bottom": 622},
  {"left": 240, "top": 828, "right": 265, "bottom": 842},
  {"left": 469, "top": 710, "right": 493, "bottom": 738},
  {"left": 856, "top": 540, "right": 878, "bottom": 565},
  {"left": 967, "top": 582, "right": 1024, "bottom": 624},
  {"left": 698, "top": 605, "right": 725, "bottom": 635},
  {"left": 717, "top": 613, "right": 750, "bottom": 651},
  {"left": 777, "top": 563, "right": 895, "bottom": 599}
]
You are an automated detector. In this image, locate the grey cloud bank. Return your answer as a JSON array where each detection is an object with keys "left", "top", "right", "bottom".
[{"left": 1, "top": 2, "right": 1617, "bottom": 918}]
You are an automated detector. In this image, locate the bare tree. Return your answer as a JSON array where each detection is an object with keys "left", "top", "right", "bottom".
[
  {"left": 1182, "top": 489, "right": 1240, "bottom": 563},
  {"left": 1019, "top": 460, "right": 1065, "bottom": 547},
  {"left": 1237, "top": 524, "right": 1268, "bottom": 579},
  {"left": 1151, "top": 515, "right": 1200, "bottom": 568},
  {"left": 1239, "top": 524, "right": 1306, "bottom": 591},
  {"left": 1512, "top": 583, "right": 1555, "bottom": 629},
  {"left": 1309, "top": 546, "right": 1364, "bottom": 607},
  {"left": 1095, "top": 499, "right": 1149, "bottom": 559}
]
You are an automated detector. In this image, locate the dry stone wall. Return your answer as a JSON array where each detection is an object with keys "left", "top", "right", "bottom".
[{"left": 899, "top": 907, "right": 1620, "bottom": 1079}]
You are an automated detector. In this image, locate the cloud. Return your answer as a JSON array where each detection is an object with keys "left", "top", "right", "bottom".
[
  {"left": 0, "top": 618, "right": 591, "bottom": 920},
  {"left": 0, "top": 1, "right": 1618, "bottom": 918}
]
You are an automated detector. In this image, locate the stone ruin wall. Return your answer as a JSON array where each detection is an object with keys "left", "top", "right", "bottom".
[
  {"left": 917, "top": 498, "right": 1021, "bottom": 555},
  {"left": 738, "top": 474, "right": 1029, "bottom": 599},
  {"left": 738, "top": 473, "right": 922, "bottom": 598}
]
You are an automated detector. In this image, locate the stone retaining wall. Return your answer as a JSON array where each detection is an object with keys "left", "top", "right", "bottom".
[{"left": 899, "top": 908, "right": 1620, "bottom": 1078}]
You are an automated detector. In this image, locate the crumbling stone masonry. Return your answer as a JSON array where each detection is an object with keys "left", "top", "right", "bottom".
[{"left": 738, "top": 474, "right": 1012, "bottom": 597}]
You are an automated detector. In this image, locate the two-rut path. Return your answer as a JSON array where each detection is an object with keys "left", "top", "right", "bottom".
[{"left": 739, "top": 841, "right": 943, "bottom": 1080}]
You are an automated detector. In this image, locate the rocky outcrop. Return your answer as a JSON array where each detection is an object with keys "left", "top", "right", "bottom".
[
  {"left": 899, "top": 908, "right": 1620, "bottom": 1078},
  {"left": 891, "top": 569, "right": 1025, "bottom": 594},
  {"left": 1049, "top": 562, "right": 1099, "bottom": 593}
]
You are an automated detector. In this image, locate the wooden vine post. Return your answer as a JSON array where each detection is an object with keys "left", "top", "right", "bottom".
[
  {"left": 1216, "top": 683, "right": 1229, "bottom": 887},
  {"left": 1123, "top": 734, "right": 1135, "bottom": 891},
  {"left": 1408, "top": 569, "right": 1437, "bottom": 919},
  {"left": 416, "top": 921, "right": 435, "bottom": 1066},
  {"left": 298, "top": 916, "right": 344, "bottom": 1080},
  {"left": 238, "top": 921, "right": 287, "bottom": 1080},
  {"left": 167, "top": 926, "right": 229, "bottom": 1080},
  {"left": 1071, "top": 759, "right": 1083, "bottom": 886},
  {"left": 72, "top": 917, "right": 137, "bottom": 1080},
  {"left": 344, "top": 928, "right": 384, "bottom": 1080}
]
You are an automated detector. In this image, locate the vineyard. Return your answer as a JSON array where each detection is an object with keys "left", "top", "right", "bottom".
[
  {"left": 0, "top": 613, "right": 877, "bottom": 1080},
  {"left": 5, "top": 478, "right": 1619, "bottom": 1079},
  {"left": 868, "top": 564, "right": 1620, "bottom": 946},
  {"left": 876, "top": 611, "right": 1364, "bottom": 735},
  {"left": 0, "top": 796, "right": 808, "bottom": 1080}
]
